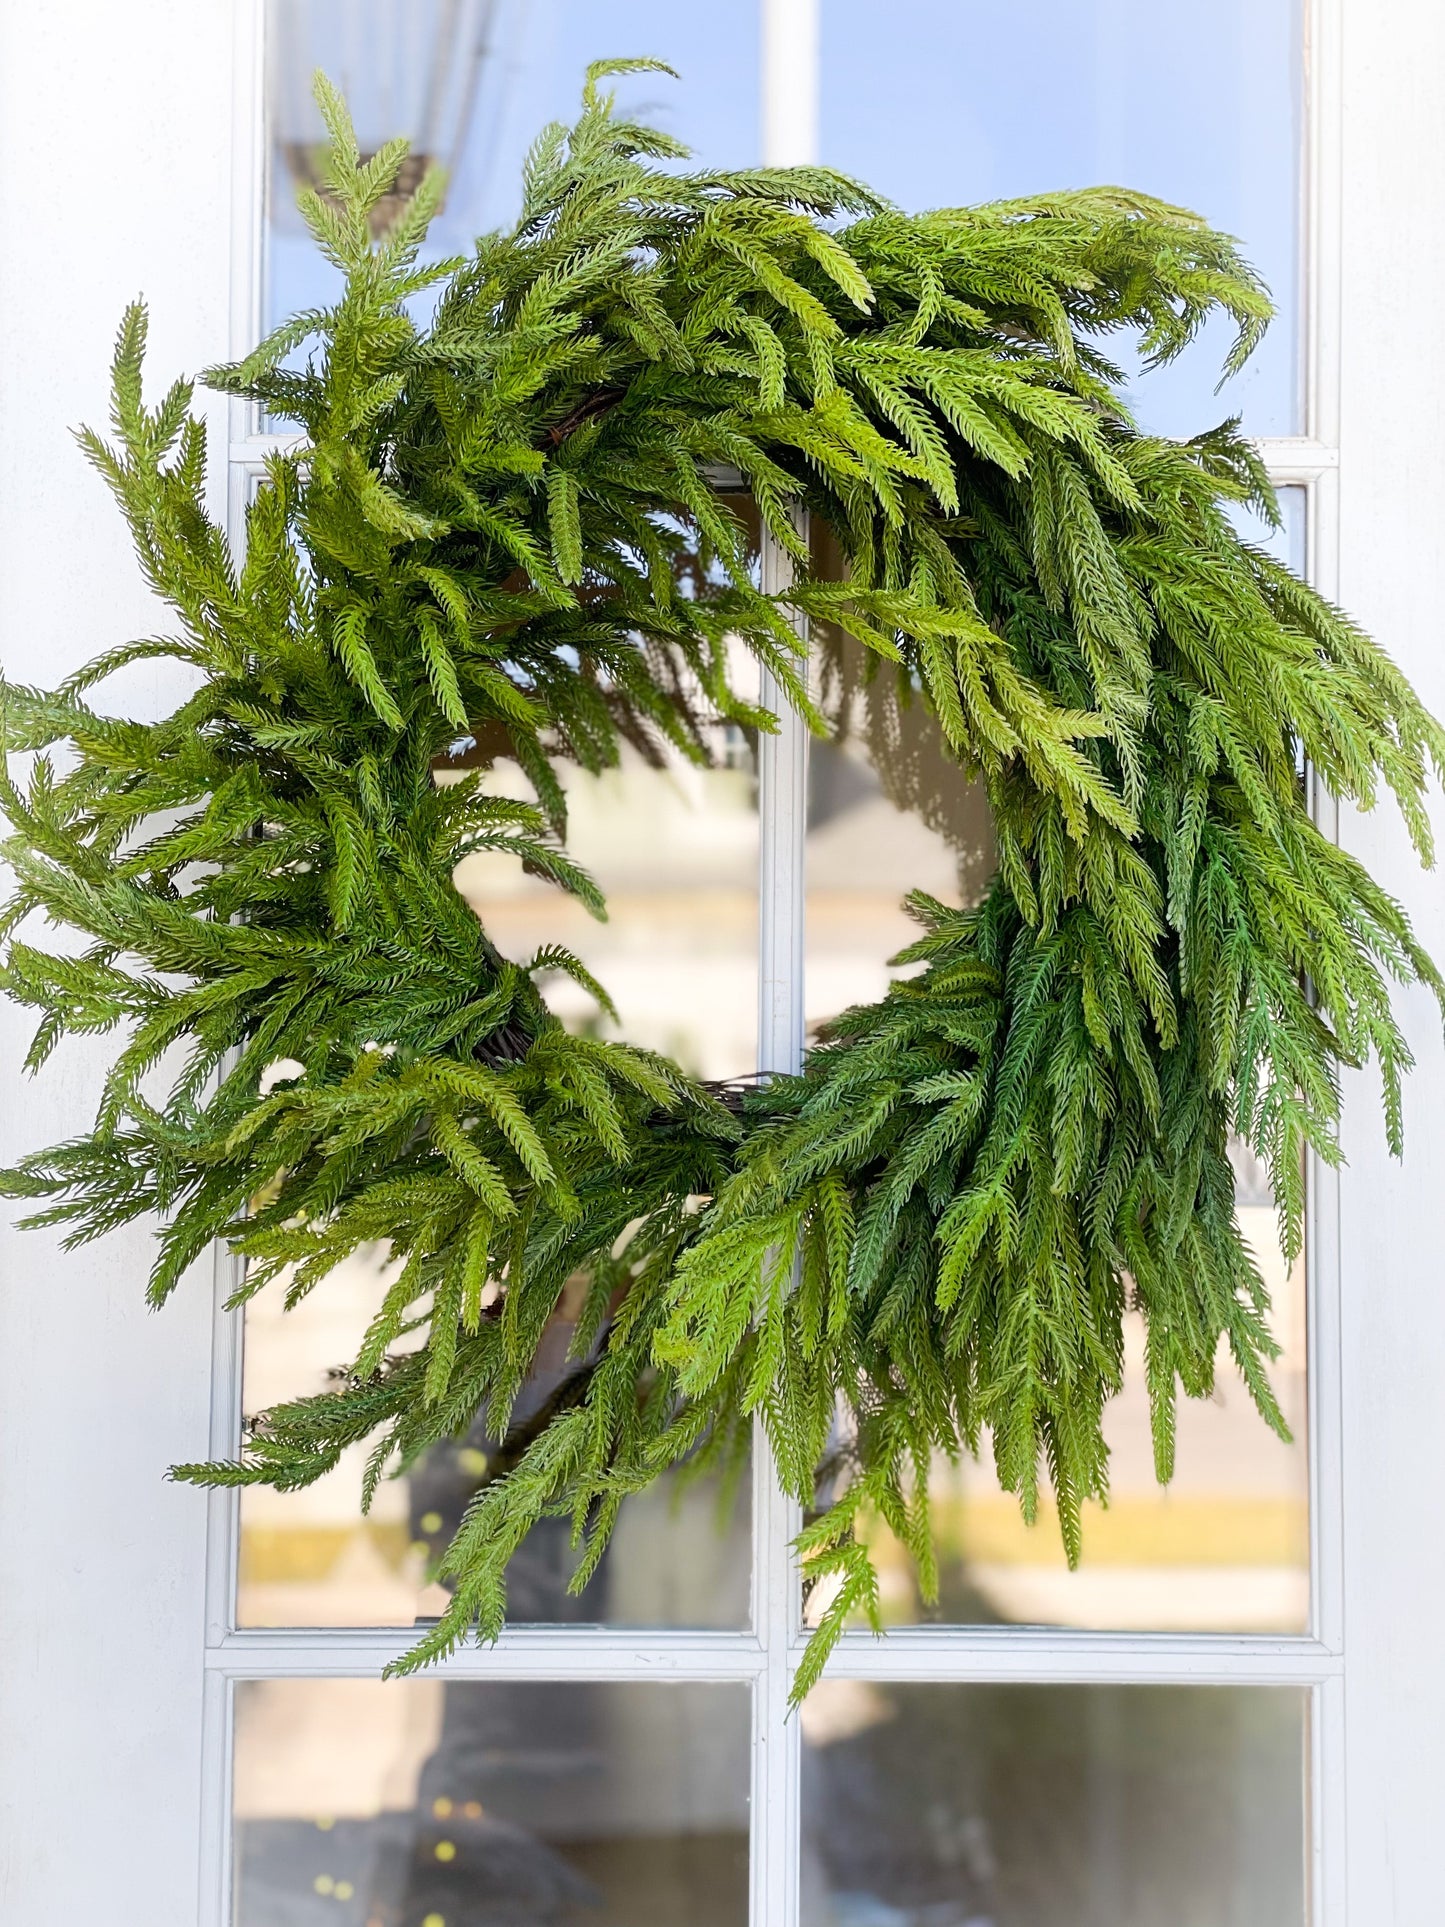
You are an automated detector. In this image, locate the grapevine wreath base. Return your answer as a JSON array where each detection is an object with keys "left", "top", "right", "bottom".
[{"left": 3, "top": 67, "right": 1442, "bottom": 1690}]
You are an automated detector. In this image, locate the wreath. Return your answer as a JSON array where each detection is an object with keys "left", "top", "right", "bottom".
[{"left": 3, "top": 65, "right": 1441, "bottom": 1691}]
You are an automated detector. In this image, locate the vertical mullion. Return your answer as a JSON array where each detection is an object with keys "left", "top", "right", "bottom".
[
  {"left": 753, "top": 15, "right": 818, "bottom": 1921},
  {"left": 203, "top": 1239, "right": 245, "bottom": 1648},
  {"left": 197, "top": 1671, "right": 235, "bottom": 1927},
  {"left": 762, "top": 0, "right": 820, "bottom": 170},
  {"left": 202, "top": 12, "right": 267, "bottom": 1922},
  {"left": 749, "top": 527, "right": 809, "bottom": 1927},
  {"left": 1303, "top": 5, "right": 1345, "bottom": 1914}
]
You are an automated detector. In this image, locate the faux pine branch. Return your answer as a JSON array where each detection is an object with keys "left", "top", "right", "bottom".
[{"left": 3, "top": 63, "right": 1441, "bottom": 1692}]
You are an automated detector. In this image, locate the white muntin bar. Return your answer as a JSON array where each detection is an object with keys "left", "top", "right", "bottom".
[
  {"left": 755, "top": 54, "right": 818, "bottom": 1927},
  {"left": 761, "top": 0, "right": 820, "bottom": 172},
  {"left": 814, "top": 1628, "right": 1342, "bottom": 1687},
  {"left": 756, "top": 528, "right": 810, "bottom": 1086},
  {"left": 203, "top": 1620, "right": 1340, "bottom": 1689},
  {"left": 751, "top": 517, "right": 810, "bottom": 1927},
  {"left": 207, "top": 1627, "right": 769, "bottom": 1680}
]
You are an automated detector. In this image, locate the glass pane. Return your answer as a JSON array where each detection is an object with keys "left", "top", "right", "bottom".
[
  {"left": 246, "top": 0, "right": 762, "bottom": 1640},
  {"left": 832, "top": 1199, "right": 1308, "bottom": 1633},
  {"left": 239, "top": 725, "right": 758, "bottom": 1629},
  {"left": 801, "top": 1683, "right": 1307, "bottom": 1925},
  {"left": 452, "top": 719, "right": 760, "bottom": 1084},
  {"left": 820, "top": 0, "right": 1304, "bottom": 437},
  {"left": 1231, "top": 482, "right": 1308, "bottom": 575},
  {"left": 803, "top": 497, "right": 1310, "bottom": 1632},
  {"left": 265, "top": 0, "right": 760, "bottom": 337},
  {"left": 235, "top": 1678, "right": 750, "bottom": 1926},
  {"left": 238, "top": 1261, "right": 753, "bottom": 1631}
]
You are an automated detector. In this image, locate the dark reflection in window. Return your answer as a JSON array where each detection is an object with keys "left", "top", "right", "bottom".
[
  {"left": 800, "top": 1682, "right": 1307, "bottom": 1926},
  {"left": 235, "top": 1679, "right": 750, "bottom": 1926}
]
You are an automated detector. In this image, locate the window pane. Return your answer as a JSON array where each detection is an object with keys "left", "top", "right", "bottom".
[
  {"left": 238, "top": 1262, "right": 752, "bottom": 1631},
  {"left": 265, "top": 0, "right": 760, "bottom": 335},
  {"left": 1231, "top": 482, "right": 1308, "bottom": 575},
  {"left": 238, "top": 729, "right": 758, "bottom": 1629},
  {"left": 820, "top": 0, "right": 1303, "bottom": 437},
  {"left": 249, "top": 0, "right": 765, "bottom": 1629},
  {"left": 818, "top": 1198, "right": 1308, "bottom": 1633},
  {"left": 234, "top": 1678, "right": 750, "bottom": 1926},
  {"left": 801, "top": 1683, "right": 1307, "bottom": 1925},
  {"left": 234, "top": 497, "right": 760, "bottom": 1627},
  {"left": 452, "top": 723, "right": 760, "bottom": 1085},
  {"left": 803, "top": 495, "right": 1311, "bottom": 1633}
]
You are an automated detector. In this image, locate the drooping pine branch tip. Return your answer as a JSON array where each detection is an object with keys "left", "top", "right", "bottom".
[{"left": 2, "top": 61, "right": 1441, "bottom": 1691}]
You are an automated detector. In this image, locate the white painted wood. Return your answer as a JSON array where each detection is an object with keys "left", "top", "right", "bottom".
[
  {"left": 1304, "top": 0, "right": 1343, "bottom": 459},
  {"left": 1298, "top": 8, "right": 1347, "bottom": 1915},
  {"left": 210, "top": 1628, "right": 769, "bottom": 1679},
  {"left": 752, "top": 529, "right": 810, "bottom": 1927},
  {"left": 817, "top": 1629, "right": 1340, "bottom": 1686},
  {"left": 761, "top": 0, "right": 819, "bottom": 171},
  {"left": 750, "top": 29, "right": 815, "bottom": 1920},
  {"left": 196, "top": 1669, "right": 236, "bottom": 1927},
  {"left": 1255, "top": 437, "right": 1340, "bottom": 480},
  {"left": 1333, "top": 0, "right": 1445, "bottom": 1915},
  {"left": 228, "top": 0, "right": 266, "bottom": 449},
  {"left": 0, "top": 5, "right": 239, "bottom": 1924},
  {"left": 199, "top": 1624, "right": 1341, "bottom": 1687},
  {"left": 203, "top": 1243, "right": 246, "bottom": 1651}
]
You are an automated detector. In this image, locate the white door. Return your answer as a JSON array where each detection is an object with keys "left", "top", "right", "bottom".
[{"left": 3, "top": 3, "right": 1444, "bottom": 1921}]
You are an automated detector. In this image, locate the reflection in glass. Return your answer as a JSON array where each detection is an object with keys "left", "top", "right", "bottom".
[
  {"left": 234, "top": 1678, "right": 750, "bottom": 1926},
  {"left": 829, "top": 1205, "right": 1309, "bottom": 1634},
  {"left": 238, "top": 1256, "right": 753, "bottom": 1631},
  {"left": 800, "top": 1682, "right": 1307, "bottom": 1926},
  {"left": 264, "top": 0, "right": 760, "bottom": 337},
  {"left": 249, "top": 4, "right": 765, "bottom": 1630},
  {"left": 453, "top": 719, "right": 760, "bottom": 1083},
  {"left": 805, "top": 537, "right": 1310, "bottom": 1632},
  {"left": 807, "top": 626, "right": 996, "bottom": 1032},
  {"left": 820, "top": 0, "right": 1303, "bottom": 438},
  {"left": 239, "top": 715, "right": 758, "bottom": 1629},
  {"left": 1231, "top": 483, "right": 1307, "bottom": 577}
]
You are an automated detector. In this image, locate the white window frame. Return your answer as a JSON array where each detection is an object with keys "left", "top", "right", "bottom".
[{"left": 23, "top": 0, "right": 1445, "bottom": 1921}]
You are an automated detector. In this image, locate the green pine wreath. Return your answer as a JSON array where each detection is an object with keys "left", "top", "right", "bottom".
[{"left": 4, "top": 65, "right": 1442, "bottom": 1690}]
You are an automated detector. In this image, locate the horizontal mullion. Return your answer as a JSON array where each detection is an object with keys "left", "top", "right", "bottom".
[
  {"left": 226, "top": 436, "right": 1341, "bottom": 480},
  {"left": 1254, "top": 435, "right": 1339, "bottom": 480},
  {"left": 210, "top": 1623, "right": 1339, "bottom": 1688},
  {"left": 208, "top": 1626, "right": 767, "bottom": 1680},
  {"left": 228, "top": 435, "right": 306, "bottom": 467},
  {"left": 814, "top": 1627, "right": 1341, "bottom": 1687}
]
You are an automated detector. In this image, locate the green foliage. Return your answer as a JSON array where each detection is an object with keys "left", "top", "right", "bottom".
[{"left": 3, "top": 63, "right": 1442, "bottom": 1693}]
